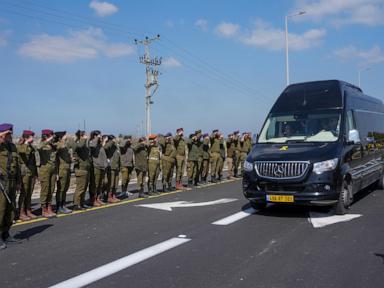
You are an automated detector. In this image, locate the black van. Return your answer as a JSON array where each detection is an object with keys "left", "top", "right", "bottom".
[{"left": 242, "top": 80, "right": 384, "bottom": 214}]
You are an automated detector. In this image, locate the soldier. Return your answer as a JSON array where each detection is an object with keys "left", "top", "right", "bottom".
[
  {"left": 233, "top": 131, "right": 242, "bottom": 177},
  {"left": 133, "top": 137, "right": 149, "bottom": 198},
  {"left": 55, "top": 131, "right": 72, "bottom": 214},
  {"left": 201, "top": 133, "right": 210, "bottom": 184},
  {"left": 174, "top": 128, "right": 186, "bottom": 190},
  {"left": 0, "top": 124, "right": 21, "bottom": 249},
  {"left": 105, "top": 135, "right": 120, "bottom": 203},
  {"left": 159, "top": 133, "right": 176, "bottom": 192},
  {"left": 239, "top": 132, "right": 252, "bottom": 176},
  {"left": 226, "top": 133, "right": 235, "bottom": 179},
  {"left": 38, "top": 129, "right": 58, "bottom": 218},
  {"left": 72, "top": 130, "right": 91, "bottom": 210},
  {"left": 217, "top": 133, "right": 226, "bottom": 181},
  {"left": 17, "top": 130, "right": 38, "bottom": 221},
  {"left": 120, "top": 135, "right": 134, "bottom": 197},
  {"left": 195, "top": 130, "right": 203, "bottom": 186},
  {"left": 186, "top": 133, "right": 200, "bottom": 187},
  {"left": 147, "top": 134, "right": 161, "bottom": 195},
  {"left": 210, "top": 129, "right": 221, "bottom": 183},
  {"left": 89, "top": 130, "right": 108, "bottom": 206}
]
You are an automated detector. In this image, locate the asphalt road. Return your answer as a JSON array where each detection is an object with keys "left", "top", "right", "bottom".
[{"left": 1, "top": 179, "right": 384, "bottom": 288}]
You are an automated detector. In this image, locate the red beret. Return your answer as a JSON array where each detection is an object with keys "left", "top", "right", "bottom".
[
  {"left": 176, "top": 128, "right": 184, "bottom": 132},
  {"left": 23, "top": 130, "right": 35, "bottom": 137},
  {"left": 148, "top": 134, "right": 157, "bottom": 140},
  {"left": 0, "top": 123, "right": 13, "bottom": 133},
  {"left": 42, "top": 129, "right": 54, "bottom": 136}
]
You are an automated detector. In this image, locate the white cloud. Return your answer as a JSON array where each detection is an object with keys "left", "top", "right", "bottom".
[
  {"left": 89, "top": 0, "right": 118, "bottom": 17},
  {"left": 293, "top": 0, "right": 384, "bottom": 26},
  {"left": 333, "top": 45, "right": 384, "bottom": 66},
  {"left": 195, "top": 19, "right": 208, "bottom": 31},
  {"left": 163, "top": 57, "right": 182, "bottom": 68},
  {"left": 238, "top": 19, "right": 326, "bottom": 51},
  {"left": 165, "top": 20, "right": 174, "bottom": 28},
  {"left": 215, "top": 22, "right": 240, "bottom": 38},
  {"left": 19, "top": 27, "right": 135, "bottom": 62}
]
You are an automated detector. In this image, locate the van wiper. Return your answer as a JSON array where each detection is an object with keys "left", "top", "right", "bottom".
[{"left": 285, "top": 139, "right": 305, "bottom": 143}]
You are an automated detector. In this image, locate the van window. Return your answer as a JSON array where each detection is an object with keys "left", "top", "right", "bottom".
[
  {"left": 354, "top": 110, "right": 384, "bottom": 145},
  {"left": 258, "top": 109, "right": 341, "bottom": 143},
  {"left": 346, "top": 110, "right": 355, "bottom": 132}
]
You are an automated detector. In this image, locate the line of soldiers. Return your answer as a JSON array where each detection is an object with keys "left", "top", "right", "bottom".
[{"left": 0, "top": 123, "right": 252, "bottom": 250}]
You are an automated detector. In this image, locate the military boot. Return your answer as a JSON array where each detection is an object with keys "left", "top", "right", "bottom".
[
  {"left": 108, "top": 192, "right": 119, "bottom": 203},
  {"left": 26, "top": 209, "right": 38, "bottom": 219},
  {"left": 0, "top": 238, "right": 6, "bottom": 250},
  {"left": 148, "top": 185, "right": 155, "bottom": 196},
  {"left": 42, "top": 204, "right": 54, "bottom": 218},
  {"left": 168, "top": 182, "right": 175, "bottom": 191},
  {"left": 175, "top": 181, "right": 183, "bottom": 190},
  {"left": 47, "top": 204, "right": 57, "bottom": 217},
  {"left": 211, "top": 175, "right": 217, "bottom": 183},
  {"left": 162, "top": 184, "right": 167, "bottom": 193},
  {"left": 18, "top": 208, "right": 31, "bottom": 221},
  {"left": 138, "top": 188, "right": 148, "bottom": 198},
  {"left": 187, "top": 180, "right": 193, "bottom": 187}
]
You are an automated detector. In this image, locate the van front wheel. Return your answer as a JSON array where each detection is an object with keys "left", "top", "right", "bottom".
[
  {"left": 333, "top": 181, "right": 352, "bottom": 215},
  {"left": 250, "top": 201, "right": 267, "bottom": 210}
]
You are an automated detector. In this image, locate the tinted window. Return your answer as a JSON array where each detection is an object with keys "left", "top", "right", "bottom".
[
  {"left": 271, "top": 81, "right": 342, "bottom": 113},
  {"left": 354, "top": 110, "right": 384, "bottom": 145}
]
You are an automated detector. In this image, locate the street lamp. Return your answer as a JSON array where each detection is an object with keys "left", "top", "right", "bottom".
[
  {"left": 285, "top": 11, "right": 306, "bottom": 86},
  {"left": 358, "top": 67, "right": 370, "bottom": 88}
]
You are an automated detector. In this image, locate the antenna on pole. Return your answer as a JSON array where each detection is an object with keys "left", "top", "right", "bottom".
[{"left": 135, "top": 35, "right": 161, "bottom": 136}]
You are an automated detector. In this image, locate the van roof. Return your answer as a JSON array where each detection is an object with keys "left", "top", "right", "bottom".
[{"left": 287, "top": 80, "right": 362, "bottom": 93}]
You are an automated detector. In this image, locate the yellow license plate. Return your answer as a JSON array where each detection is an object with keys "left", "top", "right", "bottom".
[{"left": 267, "top": 195, "right": 294, "bottom": 203}]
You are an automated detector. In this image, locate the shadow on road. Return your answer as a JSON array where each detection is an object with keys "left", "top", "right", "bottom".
[
  {"left": 374, "top": 253, "right": 384, "bottom": 264},
  {"left": 15, "top": 224, "right": 53, "bottom": 240}
]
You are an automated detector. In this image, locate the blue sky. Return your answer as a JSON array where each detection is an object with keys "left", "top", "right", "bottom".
[{"left": 0, "top": 0, "right": 383, "bottom": 136}]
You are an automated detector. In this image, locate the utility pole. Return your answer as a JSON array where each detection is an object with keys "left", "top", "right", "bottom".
[{"left": 135, "top": 35, "right": 161, "bottom": 136}]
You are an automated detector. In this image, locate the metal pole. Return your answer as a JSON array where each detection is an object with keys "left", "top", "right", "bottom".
[{"left": 285, "top": 15, "right": 289, "bottom": 86}]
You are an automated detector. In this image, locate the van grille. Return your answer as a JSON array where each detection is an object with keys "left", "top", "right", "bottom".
[{"left": 255, "top": 161, "right": 309, "bottom": 180}]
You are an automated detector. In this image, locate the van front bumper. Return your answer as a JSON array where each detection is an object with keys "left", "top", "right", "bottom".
[{"left": 242, "top": 175, "right": 339, "bottom": 206}]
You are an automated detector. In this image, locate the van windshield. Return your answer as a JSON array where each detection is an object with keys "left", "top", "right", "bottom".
[{"left": 258, "top": 109, "right": 342, "bottom": 143}]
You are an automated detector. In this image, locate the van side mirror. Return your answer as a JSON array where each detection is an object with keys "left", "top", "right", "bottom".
[{"left": 348, "top": 129, "right": 361, "bottom": 144}]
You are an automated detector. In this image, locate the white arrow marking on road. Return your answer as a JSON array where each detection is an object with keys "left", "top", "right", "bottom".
[
  {"left": 309, "top": 212, "right": 362, "bottom": 228},
  {"left": 136, "top": 198, "right": 238, "bottom": 211},
  {"left": 212, "top": 207, "right": 257, "bottom": 226}
]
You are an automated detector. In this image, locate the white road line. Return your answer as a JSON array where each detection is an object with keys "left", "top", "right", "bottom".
[
  {"left": 49, "top": 237, "right": 191, "bottom": 288},
  {"left": 212, "top": 207, "right": 257, "bottom": 226}
]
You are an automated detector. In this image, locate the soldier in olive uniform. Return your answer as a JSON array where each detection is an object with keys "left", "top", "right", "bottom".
[
  {"left": 38, "top": 129, "right": 58, "bottom": 218},
  {"left": 55, "top": 131, "right": 72, "bottom": 214},
  {"left": 210, "top": 129, "right": 221, "bottom": 183},
  {"left": 159, "top": 133, "right": 176, "bottom": 192},
  {"left": 233, "top": 131, "right": 242, "bottom": 177},
  {"left": 147, "top": 134, "right": 161, "bottom": 195},
  {"left": 239, "top": 132, "right": 252, "bottom": 176},
  {"left": 186, "top": 133, "right": 200, "bottom": 187},
  {"left": 133, "top": 137, "right": 149, "bottom": 198},
  {"left": 105, "top": 135, "right": 121, "bottom": 203},
  {"left": 195, "top": 130, "right": 203, "bottom": 186},
  {"left": 72, "top": 130, "right": 91, "bottom": 210},
  {"left": 89, "top": 131, "right": 108, "bottom": 206},
  {"left": 0, "top": 124, "right": 21, "bottom": 249},
  {"left": 201, "top": 133, "right": 210, "bottom": 184},
  {"left": 17, "top": 130, "right": 38, "bottom": 221},
  {"left": 226, "top": 133, "right": 235, "bottom": 179},
  {"left": 120, "top": 135, "right": 134, "bottom": 197},
  {"left": 217, "top": 133, "right": 226, "bottom": 181},
  {"left": 174, "top": 128, "right": 186, "bottom": 190}
]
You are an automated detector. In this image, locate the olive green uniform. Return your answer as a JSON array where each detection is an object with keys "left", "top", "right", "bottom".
[
  {"left": 38, "top": 141, "right": 57, "bottom": 206},
  {"left": 119, "top": 140, "right": 134, "bottom": 193},
  {"left": 17, "top": 143, "right": 37, "bottom": 211},
  {"left": 73, "top": 138, "right": 91, "bottom": 206},
  {"left": 89, "top": 139, "right": 108, "bottom": 198},
  {"left": 56, "top": 140, "right": 72, "bottom": 206},
  {"left": 0, "top": 142, "right": 20, "bottom": 237},
  {"left": 105, "top": 142, "right": 120, "bottom": 196},
  {"left": 186, "top": 138, "right": 199, "bottom": 184},
  {"left": 233, "top": 139, "right": 241, "bottom": 177},
  {"left": 217, "top": 139, "right": 226, "bottom": 180},
  {"left": 159, "top": 136, "right": 176, "bottom": 190},
  {"left": 226, "top": 138, "right": 236, "bottom": 178},
  {"left": 239, "top": 138, "right": 252, "bottom": 175},
  {"left": 132, "top": 143, "right": 148, "bottom": 193},
  {"left": 148, "top": 144, "right": 161, "bottom": 193},
  {"left": 173, "top": 135, "right": 186, "bottom": 183},
  {"left": 210, "top": 134, "right": 221, "bottom": 180},
  {"left": 201, "top": 137, "right": 210, "bottom": 181}
]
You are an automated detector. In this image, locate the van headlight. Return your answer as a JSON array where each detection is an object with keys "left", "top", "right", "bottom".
[
  {"left": 313, "top": 158, "right": 338, "bottom": 175},
  {"left": 243, "top": 160, "right": 254, "bottom": 172}
]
